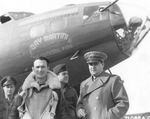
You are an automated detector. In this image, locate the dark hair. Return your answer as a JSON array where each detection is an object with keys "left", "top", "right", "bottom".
[{"left": 33, "top": 56, "right": 50, "bottom": 66}]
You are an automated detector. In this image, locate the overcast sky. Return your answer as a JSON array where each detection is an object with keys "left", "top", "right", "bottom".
[
  {"left": 0, "top": 0, "right": 149, "bottom": 15},
  {"left": 0, "top": 0, "right": 150, "bottom": 114}
]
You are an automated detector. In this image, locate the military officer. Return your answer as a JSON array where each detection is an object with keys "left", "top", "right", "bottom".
[
  {"left": 76, "top": 51, "right": 129, "bottom": 119},
  {"left": 1, "top": 76, "right": 19, "bottom": 119},
  {"left": 0, "top": 83, "right": 7, "bottom": 119},
  {"left": 53, "top": 64, "right": 78, "bottom": 119}
]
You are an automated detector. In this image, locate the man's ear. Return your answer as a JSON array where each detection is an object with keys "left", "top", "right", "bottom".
[{"left": 102, "top": 62, "right": 105, "bottom": 67}]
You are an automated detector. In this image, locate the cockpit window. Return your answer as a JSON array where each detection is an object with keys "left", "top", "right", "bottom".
[
  {"left": 0, "top": 12, "right": 34, "bottom": 24},
  {"left": 0, "top": 14, "right": 12, "bottom": 24}
]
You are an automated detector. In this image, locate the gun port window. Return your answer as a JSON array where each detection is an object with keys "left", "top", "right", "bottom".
[
  {"left": 51, "top": 18, "right": 67, "bottom": 32},
  {"left": 83, "top": 6, "right": 108, "bottom": 23},
  {"left": 30, "top": 24, "right": 45, "bottom": 38}
]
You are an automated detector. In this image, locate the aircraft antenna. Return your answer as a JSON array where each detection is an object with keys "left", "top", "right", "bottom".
[
  {"left": 100, "top": 0, "right": 119, "bottom": 12},
  {"left": 107, "top": 69, "right": 112, "bottom": 74}
]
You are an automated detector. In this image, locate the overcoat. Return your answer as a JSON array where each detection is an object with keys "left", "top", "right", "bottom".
[{"left": 76, "top": 72, "right": 129, "bottom": 119}]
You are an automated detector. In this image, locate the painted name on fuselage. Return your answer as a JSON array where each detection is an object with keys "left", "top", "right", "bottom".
[
  {"left": 30, "top": 32, "right": 69, "bottom": 51},
  {"left": 39, "top": 44, "right": 73, "bottom": 58},
  {"left": 30, "top": 43, "right": 73, "bottom": 59},
  {"left": 29, "top": 32, "right": 73, "bottom": 58}
]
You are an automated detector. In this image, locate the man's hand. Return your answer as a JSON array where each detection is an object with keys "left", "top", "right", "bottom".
[{"left": 77, "top": 108, "right": 86, "bottom": 118}]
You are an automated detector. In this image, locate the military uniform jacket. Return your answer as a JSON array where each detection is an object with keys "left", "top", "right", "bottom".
[
  {"left": 76, "top": 72, "right": 129, "bottom": 119},
  {"left": 62, "top": 84, "right": 78, "bottom": 119}
]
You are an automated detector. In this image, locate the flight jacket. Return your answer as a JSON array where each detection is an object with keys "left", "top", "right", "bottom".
[{"left": 9, "top": 71, "right": 70, "bottom": 119}]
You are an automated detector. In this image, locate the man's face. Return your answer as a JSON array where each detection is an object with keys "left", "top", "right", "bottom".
[
  {"left": 88, "top": 61, "right": 104, "bottom": 77},
  {"left": 32, "top": 59, "right": 49, "bottom": 78},
  {"left": 57, "top": 71, "right": 69, "bottom": 84},
  {"left": 3, "top": 84, "right": 15, "bottom": 96}
]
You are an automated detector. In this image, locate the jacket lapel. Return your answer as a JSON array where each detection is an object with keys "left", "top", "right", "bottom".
[{"left": 83, "top": 72, "right": 111, "bottom": 97}]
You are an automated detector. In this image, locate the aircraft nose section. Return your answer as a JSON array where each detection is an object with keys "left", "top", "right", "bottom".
[{"left": 110, "top": 2, "right": 150, "bottom": 56}]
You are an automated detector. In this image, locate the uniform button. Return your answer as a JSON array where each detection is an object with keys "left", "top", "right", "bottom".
[
  {"left": 84, "top": 98, "right": 86, "bottom": 101},
  {"left": 94, "top": 107, "right": 97, "bottom": 110},
  {"left": 96, "top": 96, "right": 99, "bottom": 100}
]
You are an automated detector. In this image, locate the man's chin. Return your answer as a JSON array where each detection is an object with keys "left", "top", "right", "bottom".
[
  {"left": 7, "top": 93, "right": 12, "bottom": 95},
  {"left": 62, "top": 81, "right": 68, "bottom": 84},
  {"left": 91, "top": 72, "right": 97, "bottom": 75},
  {"left": 37, "top": 74, "right": 46, "bottom": 78}
]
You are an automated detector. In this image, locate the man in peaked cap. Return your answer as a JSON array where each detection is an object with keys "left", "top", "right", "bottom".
[
  {"left": 53, "top": 64, "right": 68, "bottom": 76},
  {"left": 1, "top": 76, "right": 17, "bottom": 87},
  {"left": 1, "top": 76, "right": 17, "bottom": 103},
  {"left": 84, "top": 51, "right": 107, "bottom": 63},
  {"left": 1, "top": 76, "right": 20, "bottom": 119},
  {"left": 53, "top": 64, "right": 78, "bottom": 119},
  {"left": 76, "top": 51, "right": 129, "bottom": 119}
]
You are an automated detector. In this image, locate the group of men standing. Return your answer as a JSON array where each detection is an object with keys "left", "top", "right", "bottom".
[{"left": 0, "top": 51, "right": 129, "bottom": 119}]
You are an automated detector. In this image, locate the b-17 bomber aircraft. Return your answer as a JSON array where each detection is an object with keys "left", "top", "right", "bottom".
[
  {"left": 0, "top": 0, "right": 150, "bottom": 92},
  {"left": 0, "top": 0, "right": 150, "bottom": 118}
]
